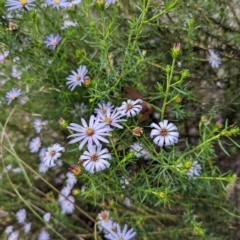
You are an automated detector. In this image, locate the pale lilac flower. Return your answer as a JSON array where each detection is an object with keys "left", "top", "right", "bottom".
[
  {"left": 44, "top": 34, "right": 61, "bottom": 50},
  {"left": 38, "top": 230, "right": 50, "bottom": 240},
  {"left": 29, "top": 137, "right": 41, "bottom": 153},
  {"left": 150, "top": 120, "right": 179, "bottom": 147},
  {"left": 66, "top": 172, "right": 77, "bottom": 188},
  {"left": 60, "top": 195, "right": 75, "bottom": 214},
  {"left": 66, "top": 65, "right": 88, "bottom": 91},
  {"left": 45, "top": 0, "right": 69, "bottom": 9},
  {"left": 8, "top": 231, "right": 19, "bottom": 240},
  {"left": 5, "top": 225, "right": 13, "bottom": 235},
  {"left": 67, "top": 115, "right": 110, "bottom": 150},
  {"left": 68, "top": 0, "right": 81, "bottom": 8},
  {"left": 98, "top": 210, "right": 114, "bottom": 233},
  {"left": 122, "top": 197, "right": 132, "bottom": 207},
  {"left": 130, "top": 142, "right": 148, "bottom": 159},
  {"left": 105, "top": 224, "right": 136, "bottom": 240},
  {"left": 60, "top": 186, "right": 72, "bottom": 198},
  {"left": 43, "top": 143, "right": 65, "bottom": 167},
  {"left": 62, "top": 18, "right": 78, "bottom": 29},
  {"left": 80, "top": 144, "right": 111, "bottom": 174},
  {"left": 105, "top": 0, "right": 118, "bottom": 8},
  {"left": 16, "top": 209, "right": 27, "bottom": 224},
  {"left": 94, "top": 101, "right": 115, "bottom": 116},
  {"left": 6, "top": 0, "right": 36, "bottom": 11},
  {"left": 11, "top": 65, "right": 22, "bottom": 79},
  {"left": 98, "top": 108, "right": 126, "bottom": 129},
  {"left": 23, "top": 222, "right": 31, "bottom": 233},
  {"left": 118, "top": 99, "right": 143, "bottom": 117},
  {"left": 0, "top": 51, "right": 9, "bottom": 62},
  {"left": 43, "top": 213, "right": 51, "bottom": 222},
  {"left": 33, "top": 118, "right": 48, "bottom": 133},
  {"left": 39, "top": 163, "right": 49, "bottom": 173},
  {"left": 70, "top": 102, "right": 87, "bottom": 117},
  {"left": 6, "top": 88, "right": 21, "bottom": 105},
  {"left": 208, "top": 49, "right": 221, "bottom": 68},
  {"left": 11, "top": 167, "right": 22, "bottom": 173},
  {"left": 186, "top": 161, "right": 202, "bottom": 177},
  {"left": 39, "top": 147, "right": 47, "bottom": 162},
  {"left": 4, "top": 164, "right": 12, "bottom": 172}
]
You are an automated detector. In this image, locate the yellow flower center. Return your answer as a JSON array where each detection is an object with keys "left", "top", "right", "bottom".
[
  {"left": 159, "top": 128, "right": 168, "bottom": 136},
  {"left": 104, "top": 117, "right": 112, "bottom": 124},
  {"left": 20, "top": 0, "right": 28, "bottom": 6},
  {"left": 126, "top": 103, "right": 133, "bottom": 110},
  {"left": 75, "top": 75, "right": 81, "bottom": 81},
  {"left": 51, "top": 40, "right": 57, "bottom": 46},
  {"left": 86, "top": 128, "right": 94, "bottom": 136},
  {"left": 100, "top": 212, "right": 108, "bottom": 221},
  {"left": 101, "top": 108, "right": 107, "bottom": 114},
  {"left": 10, "top": 94, "right": 15, "bottom": 100},
  {"left": 90, "top": 153, "right": 98, "bottom": 162},
  {"left": 54, "top": 0, "right": 60, "bottom": 4},
  {"left": 49, "top": 150, "right": 56, "bottom": 157},
  {"left": 184, "top": 161, "right": 192, "bottom": 170}
]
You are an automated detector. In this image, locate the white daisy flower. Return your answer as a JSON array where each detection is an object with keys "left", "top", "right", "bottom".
[
  {"left": 130, "top": 142, "right": 149, "bottom": 160},
  {"left": 98, "top": 108, "right": 126, "bottom": 129},
  {"left": 70, "top": 102, "right": 87, "bottom": 117},
  {"left": 118, "top": 99, "right": 143, "bottom": 117},
  {"left": 208, "top": 49, "right": 221, "bottom": 68},
  {"left": 104, "top": 223, "right": 136, "bottom": 240},
  {"left": 5, "top": 225, "right": 13, "bottom": 235},
  {"left": 16, "top": 208, "right": 27, "bottom": 224},
  {"left": 23, "top": 222, "right": 31, "bottom": 233},
  {"left": 0, "top": 50, "right": 9, "bottom": 63},
  {"left": 8, "top": 231, "right": 19, "bottom": 240},
  {"left": 38, "top": 230, "right": 50, "bottom": 240},
  {"left": 43, "top": 212, "right": 51, "bottom": 222},
  {"left": 11, "top": 65, "right": 22, "bottom": 79},
  {"left": 5, "top": 0, "right": 36, "bottom": 12},
  {"left": 43, "top": 143, "right": 65, "bottom": 167},
  {"left": 150, "top": 120, "right": 179, "bottom": 147},
  {"left": 39, "top": 147, "right": 47, "bottom": 162},
  {"left": 66, "top": 172, "right": 77, "bottom": 188},
  {"left": 60, "top": 186, "right": 72, "bottom": 198},
  {"left": 5, "top": 88, "right": 21, "bottom": 105},
  {"left": 66, "top": 65, "right": 88, "bottom": 91},
  {"left": 80, "top": 144, "right": 112, "bottom": 174},
  {"left": 67, "top": 115, "right": 110, "bottom": 150},
  {"left": 45, "top": 0, "right": 69, "bottom": 9},
  {"left": 33, "top": 118, "right": 48, "bottom": 133},
  {"left": 29, "top": 137, "right": 41, "bottom": 153},
  {"left": 12, "top": 167, "right": 21, "bottom": 173},
  {"left": 59, "top": 195, "right": 75, "bottom": 214},
  {"left": 39, "top": 163, "right": 49, "bottom": 174},
  {"left": 94, "top": 101, "right": 115, "bottom": 116},
  {"left": 98, "top": 210, "right": 114, "bottom": 233},
  {"left": 186, "top": 161, "right": 202, "bottom": 177}
]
